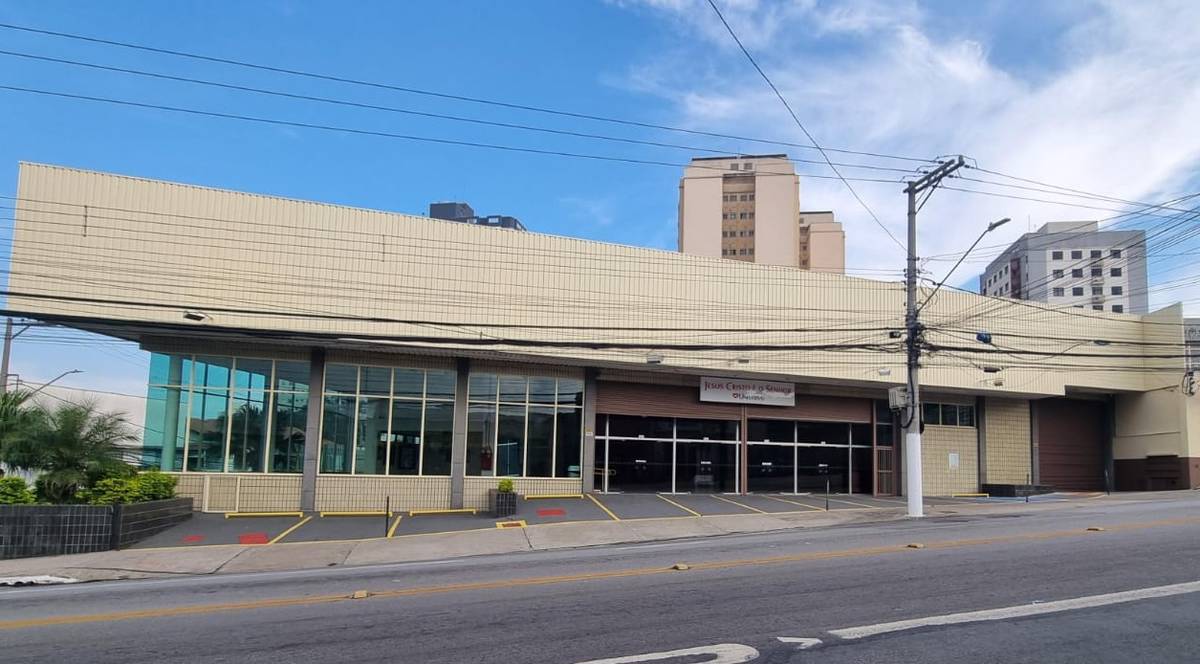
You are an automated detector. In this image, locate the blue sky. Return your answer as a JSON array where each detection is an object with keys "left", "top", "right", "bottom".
[{"left": 1, "top": 0, "right": 1199, "bottom": 398}]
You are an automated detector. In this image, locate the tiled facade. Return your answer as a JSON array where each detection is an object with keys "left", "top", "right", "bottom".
[
  {"left": 921, "top": 426, "right": 980, "bottom": 496},
  {"left": 984, "top": 398, "right": 1033, "bottom": 484}
]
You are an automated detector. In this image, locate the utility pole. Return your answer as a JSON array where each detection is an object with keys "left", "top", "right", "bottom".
[
  {"left": 902, "top": 156, "right": 965, "bottom": 518},
  {"left": 0, "top": 318, "right": 31, "bottom": 395}
]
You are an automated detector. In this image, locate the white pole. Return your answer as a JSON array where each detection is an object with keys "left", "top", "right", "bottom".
[{"left": 905, "top": 432, "right": 923, "bottom": 517}]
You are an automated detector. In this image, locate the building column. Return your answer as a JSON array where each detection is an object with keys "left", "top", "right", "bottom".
[
  {"left": 450, "top": 358, "right": 470, "bottom": 508},
  {"left": 976, "top": 396, "right": 987, "bottom": 489},
  {"left": 581, "top": 368, "right": 598, "bottom": 492},
  {"left": 300, "top": 348, "right": 325, "bottom": 513},
  {"left": 1029, "top": 400, "right": 1041, "bottom": 485}
]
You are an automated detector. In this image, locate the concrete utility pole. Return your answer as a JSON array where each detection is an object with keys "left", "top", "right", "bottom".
[
  {"left": 0, "top": 318, "right": 32, "bottom": 395},
  {"left": 902, "top": 156, "right": 965, "bottom": 518}
]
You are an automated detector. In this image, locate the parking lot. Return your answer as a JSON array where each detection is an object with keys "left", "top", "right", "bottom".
[{"left": 131, "top": 492, "right": 1007, "bottom": 549}]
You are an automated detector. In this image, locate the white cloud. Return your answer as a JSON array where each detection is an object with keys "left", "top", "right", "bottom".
[{"left": 615, "top": 0, "right": 1200, "bottom": 311}]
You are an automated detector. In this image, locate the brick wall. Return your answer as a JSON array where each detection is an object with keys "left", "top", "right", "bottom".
[
  {"left": 0, "top": 504, "right": 113, "bottom": 559},
  {"left": 984, "top": 398, "right": 1032, "bottom": 484},
  {"left": 921, "top": 426, "right": 979, "bottom": 495}
]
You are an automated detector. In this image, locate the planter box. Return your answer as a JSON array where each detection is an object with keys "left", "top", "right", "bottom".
[
  {"left": 489, "top": 489, "right": 518, "bottom": 518},
  {"left": 0, "top": 497, "right": 193, "bottom": 560}
]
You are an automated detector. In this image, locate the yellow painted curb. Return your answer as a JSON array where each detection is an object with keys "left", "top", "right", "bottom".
[
  {"left": 952, "top": 493, "right": 990, "bottom": 498},
  {"left": 224, "top": 511, "right": 304, "bottom": 519},
  {"left": 319, "top": 511, "right": 394, "bottom": 518},
  {"left": 586, "top": 493, "right": 621, "bottom": 521},
  {"left": 408, "top": 508, "right": 477, "bottom": 517},
  {"left": 268, "top": 516, "right": 312, "bottom": 544},
  {"left": 523, "top": 494, "right": 585, "bottom": 500},
  {"left": 496, "top": 520, "right": 528, "bottom": 529}
]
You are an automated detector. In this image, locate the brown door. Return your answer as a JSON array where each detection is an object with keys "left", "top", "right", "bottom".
[{"left": 1037, "top": 398, "right": 1106, "bottom": 491}]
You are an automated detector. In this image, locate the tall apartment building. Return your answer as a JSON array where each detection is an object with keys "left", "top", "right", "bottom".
[
  {"left": 429, "top": 201, "right": 526, "bottom": 230},
  {"left": 979, "top": 221, "right": 1147, "bottom": 314},
  {"left": 678, "top": 155, "right": 845, "bottom": 272}
]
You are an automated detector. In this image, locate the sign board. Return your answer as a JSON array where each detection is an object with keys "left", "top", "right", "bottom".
[{"left": 700, "top": 377, "right": 796, "bottom": 406}]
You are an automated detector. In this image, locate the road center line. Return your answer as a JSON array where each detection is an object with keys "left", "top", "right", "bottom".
[{"left": 828, "top": 580, "right": 1200, "bottom": 640}]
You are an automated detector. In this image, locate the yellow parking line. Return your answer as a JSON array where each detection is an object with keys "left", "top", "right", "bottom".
[
  {"left": 586, "top": 493, "right": 621, "bottom": 521},
  {"left": 268, "top": 515, "right": 312, "bottom": 544},
  {"left": 386, "top": 514, "right": 403, "bottom": 538},
  {"left": 712, "top": 494, "right": 766, "bottom": 514},
  {"left": 827, "top": 496, "right": 884, "bottom": 509},
  {"left": 657, "top": 494, "right": 702, "bottom": 517},
  {"left": 763, "top": 495, "right": 823, "bottom": 511}
]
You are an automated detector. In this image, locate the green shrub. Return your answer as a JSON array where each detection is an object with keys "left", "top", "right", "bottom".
[
  {"left": 78, "top": 471, "right": 179, "bottom": 505},
  {"left": 497, "top": 478, "right": 515, "bottom": 493},
  {"left": 135, "top": 471, "right": 176, "bottom": 501},
  {"left": 0, "top": 475, "right": 35, "bottom": 504}
]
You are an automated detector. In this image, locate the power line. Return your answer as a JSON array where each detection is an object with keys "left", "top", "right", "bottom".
[
  {"left": 703, "top": 0, "right": 905, "bottom": 253},
  {"left": 0, "top": 21, "right": 935, "bottom": 165}
]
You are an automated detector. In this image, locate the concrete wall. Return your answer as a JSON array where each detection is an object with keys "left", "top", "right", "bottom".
[{"left": 983, "top": 398, "right": 1032, "bottom": 484}]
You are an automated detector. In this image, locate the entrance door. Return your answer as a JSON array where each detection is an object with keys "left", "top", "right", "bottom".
[
  {"left": 675, "top": 442, "right": 738, "bottom": 493},
  {"left": 797, "top": 446, "right": 849, "bottom": 493},
  {"left": 606, "top": 440, "right": 673, "bottom": 492},
  {"left": 1037, "top": 398, "right": 1106, "bottom": 491}
]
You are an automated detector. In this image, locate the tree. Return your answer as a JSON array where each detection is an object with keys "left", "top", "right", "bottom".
[
  {"left": 1, "top": 401, "right": 138, "bottom": 504},
  {"left": 0, "top": 389, "right": 43, "bottom": 464}
]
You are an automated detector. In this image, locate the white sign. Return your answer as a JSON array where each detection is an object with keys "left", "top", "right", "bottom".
[
  {"left": 700, "top": 377, "right": 795, "bottom": 406},
  {"left": 948, "top": 452, "right": 960, "bottom": 469}
]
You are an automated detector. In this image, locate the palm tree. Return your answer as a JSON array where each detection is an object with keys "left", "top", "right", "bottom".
[
  {"left": 0, "top": 389, "right": 43, "bottom": 467},
  {"left": 2, "top": 401, "right": 138, "bottom": 503}
]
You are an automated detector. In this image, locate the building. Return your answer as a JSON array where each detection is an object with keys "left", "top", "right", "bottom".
[
  {"left": 677, "top": 155, "right": 845, "bottom": 272},
  {"left": 429, "top": 201, "right": 526, "bottom": 230},
  {"left": 6, "top": 163, "right": 1199, "bottom": 514},
  {"left": 979, "top": 221, "right": 1148, "bottom": 314}
]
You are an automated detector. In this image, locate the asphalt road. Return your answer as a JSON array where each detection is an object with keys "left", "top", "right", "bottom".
[{"left": 2, "top": 493, "right": 1199, "bottom": 663}]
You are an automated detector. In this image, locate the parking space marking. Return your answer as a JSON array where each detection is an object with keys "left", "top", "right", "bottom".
[
  {"left": 386, "top": 515, "right": 403, "bottom": 538},
  {"left": 587, "top": 493, "right": 621, "bottom": 521},
  {"left": 826, "top": 496, "right": 883, "bottom": 509},
  {"left": 711, "top": 495, "right": 767, "bottom": 514},
  {"left": 267, "top": 515, "right": 312, "bottom": 544},
  {"left": 657, "top": 494, "right": 702, "bottom": 517},
  {"left": 496, "top": 520, "right": 528, "bottom": 529},
  {"left": 762, "top": 495, "right": 823, "bottom": 511}
]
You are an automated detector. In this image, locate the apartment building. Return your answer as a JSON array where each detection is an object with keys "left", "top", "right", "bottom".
[
  {"left": 980, "top": 221, "right": 1148, "bottom": 314},
  {"left": 678, "top": 155, "right": 845, "bottom": 273}
]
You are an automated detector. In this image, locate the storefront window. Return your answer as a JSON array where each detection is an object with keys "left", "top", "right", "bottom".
[
  {"left": 319, "top": 364, "right": 457, "bottom": 476},
  {"left": 745, "top": 418, "right": 873, "bottom": 494},
  {"left": 597, "top": 415, "right": 740, "bottom": 493},
  {"left": 467, "top": 373, "right": 584, "bottom": 478}
]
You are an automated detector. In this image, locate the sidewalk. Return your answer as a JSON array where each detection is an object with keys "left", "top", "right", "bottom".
[{"left": 0, "top": 495, "right": 1110, "bottom": 584}]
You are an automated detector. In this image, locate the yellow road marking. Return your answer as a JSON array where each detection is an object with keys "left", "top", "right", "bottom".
[
  {"left": 496, "top": 520, "right": 528, "bottom": 529},
  {"left": 386, "top": 514, "right": 403, "bottom": 538},
  {"left": 827, "top": 496, "right": 884, "bottom": 509},
  {"left": 523, "top": 494, "right": 584, "bottom": 500},
  {"left": 658, "top": 494, "right": 702, "bottom": 517},
  {"left": 267, "top": 515, "right": 312, "bottom": 545},
  {"left": 224, "top": 511, "right": 304, "bottom": 519},
  {"left": 408, "top": 508, "right": 477, "bottom": 516},
  {"left": 586, "top": 493, "right": 620, "bottom": 521},
  {"left": 319, "top": 511, "right": 393, "bottom": 517},
  {"left": 6, "top": 515, "right": 1197, "bottom": 631},
  {"left": 712, "top": 495, "right": 766, "bottom": 514},
  {"left": 763, "top": 495, "right": 823, "bottom": 511}
]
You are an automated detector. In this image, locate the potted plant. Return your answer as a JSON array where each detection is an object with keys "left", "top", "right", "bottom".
[{"left": 490, "top": 478, "right": 517, "bottom": 517}]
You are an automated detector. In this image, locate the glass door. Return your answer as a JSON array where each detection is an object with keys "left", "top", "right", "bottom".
[
  {"left": 675, "top": 442, "right": 738, "bottom": 493},
  {"left": 607, "top": 439, "right": 673, "bottom": 493}
]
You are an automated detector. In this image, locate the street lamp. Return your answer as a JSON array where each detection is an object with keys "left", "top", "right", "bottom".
[{"left": 26, "top": 369, "right": 83, "bottom": 398}]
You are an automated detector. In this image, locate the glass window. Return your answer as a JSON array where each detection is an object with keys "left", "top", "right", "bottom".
[
  {"left": 1090, "top": 250, "right": 1102, "bottom": 258},
  {"left": 270, "top": 391, "right": 306, "bottom": 473},
  {"left": 499, "top": 376, "right": 527, "bottom": 403},
  {"left": 393, "top": 369, "right": 424, "bottom": 398},
  {"left": 1111, "top": 267, "right": 1122, "bottom": 277},
  {"left": 609, "top": 415, "right": 673, "bottom": 439},
  {"left": 748, "top": 419, "right": 793, "bottom": 443},
  {"left": 496, "top": 405, "right": 526, "bottom": 476},
  {"left": 320, "top": 395, "right": 355, "bottom": 473},
  {"left": 194, "top": 356, "right": 232, "bottom": 390},
  {"left": 469, "top": 373, "right": 498, "bottom": 401},
  {"left": 274, "top": 361, "right": 309, "bottom": 392},
  {"left": 422, "top": 402, "right": 454, "bottom": 475},
  {"left": 1051, "top": 251, "right": 1063, "bottom": 260},
  {"left": 1053, "top": 287, "right": 1065, "bottom": 296},
  {"left": 232, "top": 359, "right": 271, "bottom": 391},
  {"left": 675, "top": 418, "right": 738, "bottom": 441},
  {"left": 1053, "top": 270, "right": 1063, "bottom": 279},
  {"left": 324, "top": 364, "right": 358, "bottom": 394},
  {"left": 526, "top": 406, "right": 555, "bottom": 477},
  {"left": 922, "top": 402, "right": 940, "bottom": 426},
  {"left": 796, "top": 421, "right": 849, "bottom": 445},
  {"left": 959, "top": 405, "right": 975, "bottom": 427},
  {"left": 228, "top": 388, "right": 268, "bottom": 472},
  {"left": 359, "top": 367, "right": 392, "bottom": 396},
  {"left": 1072, "top": 269, "right": 1083, "bottom": 277},
  {"left": 1112, "top": 304, "right": 1124, "bottom": 313},
  {"left": 1091, "top": 267, "right": 1102, "bottom": 277},
  {"left": 144, "top": 385, "right": 187, "bottom": 471},
  {"left": 467, "top": 403, "right": 497, "bottom": 476},
  {"left": 941, "top": 404, "right": 959, "bottom": 426},
  {"left": 1071, "top": 250, "right": 1083, "bottom": 259},
  {"left": 850, "top": 423, "right": 872, "bottom": 445},
  {"left": 387, "top": 400, "right": 421, "bottom": 475},
  {"left": 187, "top": 388, "right": 229, "bottom": 472},
  {"left": 554, "top": 408, "right": 582, "bottom": 478},
  {"left": 1073, "top": 287, "right": 1084, "bottom": 296},
  {"left": 149, "top": 352, "right": 191, "bottom": 386},
  {"left": 1111, "top": 249, "right": 1122, "bottom": 258},
  {"left": 1112, "top": 286, "right": 1123, "bottom": 295},
  {"left": 528, "top": 377, "right": 557, "bottom": 404},
  {"left": 350, "top": 397, "right": 387, "bottom": 475},
  {"left": 748, "top": 444, "right": 794, "bottom": 493},
  {"left": 557, "top": 379, "right": 584, "bottom": 407},
  {"left": 426, "top": 370, "right": 456, "bottom": 400},
  {"left": 1092, "top": 287, "right": 1103, "bottom": 295}
]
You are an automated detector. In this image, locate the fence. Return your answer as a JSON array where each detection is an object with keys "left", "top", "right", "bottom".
[{"left": 0, "top": 498, "right": 193, "bottom": 560}]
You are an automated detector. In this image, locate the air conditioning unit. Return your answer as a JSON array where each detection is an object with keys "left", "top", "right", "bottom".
[{"left": 888, "top": 386, "right": 909, "bottom": 411}]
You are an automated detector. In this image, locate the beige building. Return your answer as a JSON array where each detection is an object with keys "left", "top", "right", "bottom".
[
  {"left": 6, "top": 163, "right": 1199, "bottom": 514},
  {"left": 677, "top": 154, "right": 845, "bottom": 272}
]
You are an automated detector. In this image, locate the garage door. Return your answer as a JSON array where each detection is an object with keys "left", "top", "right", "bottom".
[{"left": 1036, "top": 398, "right": 1106, "bottom": 491}]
